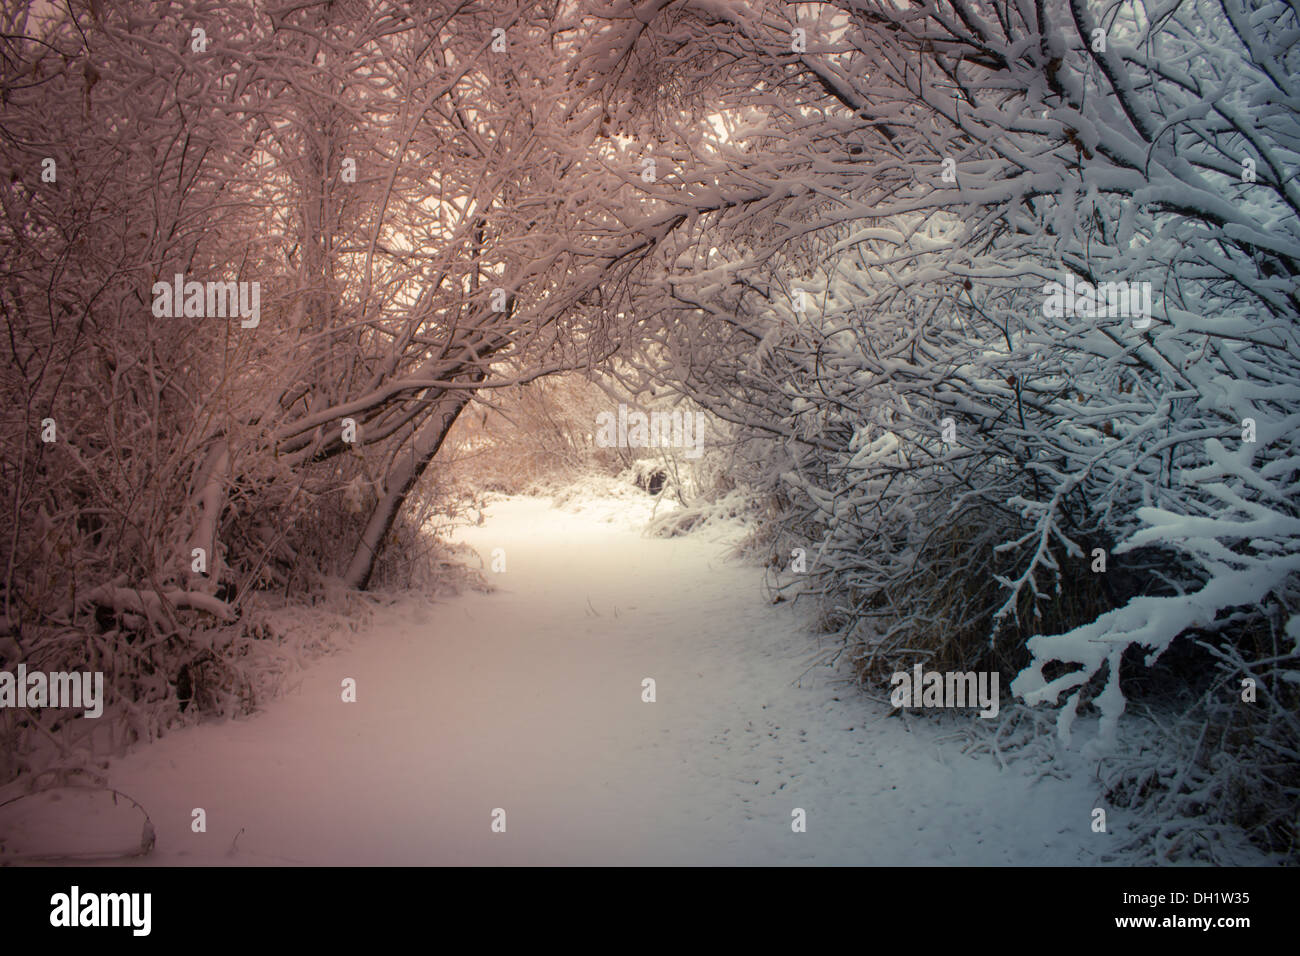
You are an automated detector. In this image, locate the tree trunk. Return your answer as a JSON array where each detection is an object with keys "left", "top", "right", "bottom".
[{"left": 342, "top": 391, "right": 473, "bottom": 590}]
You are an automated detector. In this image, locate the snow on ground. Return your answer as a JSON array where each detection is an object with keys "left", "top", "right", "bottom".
[{"left": 19, "top": 493, "right": 1111, "bottom": 865}]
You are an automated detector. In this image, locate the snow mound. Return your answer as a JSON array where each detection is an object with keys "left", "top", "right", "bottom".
[
  {"left": 549, "top": 473, "right": 680, "bottom": 530},
  {"left": 645, "top": 488, "right": 757, "bottom": 549}
]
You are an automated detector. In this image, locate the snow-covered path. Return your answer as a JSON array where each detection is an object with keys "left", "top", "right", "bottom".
[{"left": 96, "top": 496, "right": 1101, "bottom": 865}]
